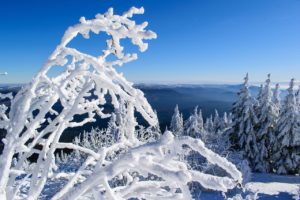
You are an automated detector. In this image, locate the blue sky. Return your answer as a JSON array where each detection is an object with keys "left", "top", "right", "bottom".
[{"left": 0, "top": 0, "right": 299, "bottom": 84}]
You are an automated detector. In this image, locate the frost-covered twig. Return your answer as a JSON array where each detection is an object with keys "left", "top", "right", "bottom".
[
  {"left": 0, "top": 7, "right": 157, "bottom": 200},
  {"left": 57, "top": 131, "right": 242, "bottom": 200},
  {"left": 0, "top": 6, "right": 243, "bottom": 200}
]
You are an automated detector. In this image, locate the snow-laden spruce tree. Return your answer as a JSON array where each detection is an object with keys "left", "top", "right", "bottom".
[
  {"left": 170, "top": 104, "right": 184, "bottom": 137},
  {"left": 296, "top": 85, "right": 300, "bottom": 109},
  {"left": 197, "top": 108, "right": 205, "bottom": 133},
  {"left": 254, "top": 74, "right": 279, "bottom": 172},
  {"left": 273, "top": 79, "right": 300, "bottom": 174},
  {"left": 220, "top": 112, "right": 229, "bottom": 130},
  {"left": 105, "top": 113, "right": 120, "bottom": 144},
  {"left": 229, "top": 73, "right": 259, "bottom": 169},
  {"left": 227, "top": 112, "right": 233, "bottom": 125},
  {"left": 184, "top": 106, "right": 205, "bottom": 139},
  {"left": 270, "top": 83, "right": 281, "bottom": 164},
  {"left": 256, "top": 84, "right": 264, "bottom": 104},
  {"left": 272, "top": 83, "right": 281, "bottom": 109},
  {"left": 204, "top": 115, "right": 214, "bottom": 133},
  {"left": 204, "top": 110, "right": 226, "bottom": 150},
  {"left": 0, "top": 7, "right": 242, "bottom": 200},
  {"left": 271, "top": 82, "right": 282, "bottom": 159},
  {"left": 213, "top": 109, "right": 222, "bottom": 133}
]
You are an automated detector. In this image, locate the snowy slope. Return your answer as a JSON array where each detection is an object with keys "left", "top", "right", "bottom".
[
  {"left": 245, "top": 173, "right": 300, "bottom": 200},
  {"left": 196, "top": 173, "right": 300, "bottom": 200}
]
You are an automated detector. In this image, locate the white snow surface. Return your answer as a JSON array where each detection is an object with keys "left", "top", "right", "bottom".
[
  {"left": 243, "top": 173, "right": 300, "bottom": 200},
  {"left": 245, "top": 182, "right": 299, "bottom": 196}
]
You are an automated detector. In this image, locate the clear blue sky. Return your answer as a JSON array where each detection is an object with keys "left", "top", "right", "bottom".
[{"left": 0, "top": 0, "right": 299, "bottom": 84}]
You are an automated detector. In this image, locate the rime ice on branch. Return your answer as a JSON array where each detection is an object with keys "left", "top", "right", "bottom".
[
  {"left": 0, "top": 7, "right": 242, "bottom": 200},
  {"left": 57, "top": 131, "right": 242, "bottom": 200},
  {"left": 0, "top": 7, "right": 157, "bottom": 199}
]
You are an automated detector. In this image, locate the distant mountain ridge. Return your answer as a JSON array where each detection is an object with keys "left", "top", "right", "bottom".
[
  {"left": 0, "top": 83, "right": 271, "bottom": 145},
  {"left": 139, "top": 84, "right": 260, "bottom": 128},
  {"left": 0, "top": 83, "right": 263, "bottom": 128}
]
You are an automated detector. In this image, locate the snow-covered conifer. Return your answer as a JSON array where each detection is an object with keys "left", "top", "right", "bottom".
[
  {"left": 295, "top": 85, "right": 300, "bottom": 109},
  {"left": 170, "top": 104, "right": 184, "bottom": 137},
  {"left": 229, "top": 73, "right": 259, "bottom": 169},
  {"left": 273, "top": 83, "right": 281, "bottom": 108},
  {"left": 227, "top": 112, "right": 233, "bottom": 125},
  {"left": 197, "top": 109, "right": 205, "bottom": 133},
  {"left": 274, "top": 79, "right": 300, "bottom": 174},
  {"left": 257, "top": 84, "right": 264, "bottom": 104},
  {"left": 220, "top": 112, "right": 229, "bottom": 130},
  {"left": 213, "top": 109, "right": 222, "bottom": 133},
  {"left": 255, "top": 74, "right": 279, "bottom": 172},
  {"left": 106, "top": 113, "right": 120, "bottom": 144},
  {"left": 204, "top": 111, "right": 229, "bottom": 154},
  {"left": 184, "top": 106, "right": 203, "bottom": 138},
  {"left": 204, "top": 115, "right": 214, "bottom": 133}
]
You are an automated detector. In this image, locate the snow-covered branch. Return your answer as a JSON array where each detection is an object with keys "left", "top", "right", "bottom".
[
  {"left": 0, "top": 6, "right": 244, "bottom": 200},
  {"left": 0, "top": 6, "right": 158, "bottom": 200},
  {"left": 55, "top": 131, "right": 242, "bottom": 199}
]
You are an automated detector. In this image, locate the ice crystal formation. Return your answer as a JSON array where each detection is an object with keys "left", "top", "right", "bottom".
[{"left": 0, "top": 7, "right": 242, "bottom": 200}]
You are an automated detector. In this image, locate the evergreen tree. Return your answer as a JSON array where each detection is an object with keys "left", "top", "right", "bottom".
[
  {"left": 197, "top": 109, "right": 205, "bottom": 133},
  {"left": 256, "top": 84, "right": 264, "bottom": 104},
  {"left": 274, "top": 79, "right": 300, "bottom": 174},
  {"left": 106, "top": 113, "right": 120, "bottom": 144},
  {"left": 220, "top": 112, "right": 229, "bottom": 130},
  {"left": 270, "top": 83, "right": 281, "bottom": 168},
  {"left": 295, "top": 85, "right": 300, "bottom": 109},
  {"left": 170, "top": 105, "right": 184, "bottom": 136},
  {"left": 272, "top": 83, "right": 281, "bottom": 108},
  {"left": 229, "top": 73, "right": 259, "bottom": 169},
  {"left": 213, "top": 109, "right": 222, "bottom": 133},
  {"left": 205, "top": 110, "right": 228, "bottom": 151},
  {"left": 227, "top": 112, "right": 233, "bottom": 125},
  {"left": 255, "top": 74, "right": 279, "bottom": 172},
  {"left": 204, "top": 115, "right": 214, "bottom": 133},
  {"left": 145, "top": 114, "right": 161, "bottom": 142},
  {"left": 184, "top": 106, "right": 203, "bottom": 138},
  {"left": 115, "top": 98, "right": 136, "bottom": 141}
]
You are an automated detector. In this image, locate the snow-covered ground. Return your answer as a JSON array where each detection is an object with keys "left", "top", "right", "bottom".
[
  {"left": 35, "top": 172, "right": 300, "bottom": 199},
  {"left": 245, "top": 173, "right": 300, "bottom": 200},
  {"left": 197, "top": 173, "right": 300, "bottom": 200}
]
